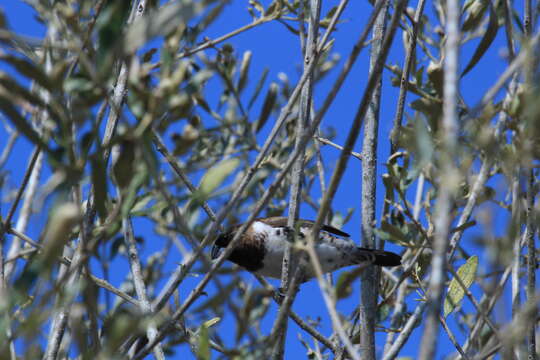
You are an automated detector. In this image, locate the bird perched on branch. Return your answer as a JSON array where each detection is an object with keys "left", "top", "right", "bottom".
[{"left": 211, "top": 217, "right": 401, "bottom": 282}]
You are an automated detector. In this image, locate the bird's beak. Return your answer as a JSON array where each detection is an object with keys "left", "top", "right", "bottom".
[{"left": 211, "top": 244, "right": 221, "bottom": 259}]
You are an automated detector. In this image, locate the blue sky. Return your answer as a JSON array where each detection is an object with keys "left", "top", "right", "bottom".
[{"left": 0, "top": 0, "right": 523, "bottom": 359}]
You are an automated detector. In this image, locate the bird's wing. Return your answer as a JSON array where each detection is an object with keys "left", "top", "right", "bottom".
[{"left": 258, "top": 217, "right": 351, "bottom": 238}]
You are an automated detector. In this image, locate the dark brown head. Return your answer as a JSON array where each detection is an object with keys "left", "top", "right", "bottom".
[{"left": 211, "top": 231, "right": 233, "bottom": 259}]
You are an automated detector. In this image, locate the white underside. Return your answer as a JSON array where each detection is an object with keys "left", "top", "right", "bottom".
[{"left": 251, "top": 221, "right": 361, "bottom": 279}]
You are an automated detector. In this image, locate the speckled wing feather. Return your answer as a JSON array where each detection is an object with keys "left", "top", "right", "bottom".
[{"left": 258, "top": 216, "right": 351, "bottom": 238}]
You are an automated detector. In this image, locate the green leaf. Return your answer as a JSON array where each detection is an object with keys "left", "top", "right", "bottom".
[
  {"left": 319, "top": 5, "right": 338, "bottom": 28},
  {"left": 91, "top": 155, "right": 109, "bottom": 221},
  {"left": 254, "top": 82, "right": 277, "bottom": 133},
  {"left": 248, "top": 67, "right": 269, "bottom": 110},
  {"left": 461, "top": 3, "right": 498, "bottom": 78},
  {"left": 413, "top": 117, "right": 434, "bottom": 168},
  {"left": 264, "top": 0, "right": 282, "bottom": 16},
  {"left": 462, "top": 0, "right": 488, "bottom": 32},
  {"left": 43, "top": 202, "right": 81, "bottom": 264},
  {"left": 376, "top": 303, "right": 391, "bottom": 323},
  {"left": 382, "top": 173, "right": 395, "bottom": 203},
  {"left": 172, "top": 123, "right": 199, "bottom": 156},
  {"left": 196, "top": 324, "right": 210, "bottom": 360},
  {"left": 202, "top": 317, "right": 220, "bottom": 328},
  {"left": 444, "top": 255, "right": 478, "bottom": 317},
  {"left": 120, "top": 167, "right": 149, "bottom": 218},
  {"left": 335, "top": 267, "right": 364, "bottom": 299},
  {"left": 0, "top": 87, "right": 51, "bottom": 152},
  {"left": 0, "top": 71, "right": 63, "bottom": 121},
  {"left": 249, "top": 0, "right": 265, "bottom": 15},
  {"left": 237, "top": 50, "right": 252, "bottom": 93},
  {"left": 96, "top": 0, "right": 131, "bottom": 71},
  {"left": 0, "top": 53, "right": 55, "bottom": 91},
  {"left": 112, "top": 140, "right": 136, "bottom": 190},
  {"left": 377, "top": 221, "right": 409, "bottom": 245},
  {"left": 124, "top": 0, "right": 202, "bottom": 54},
  {"left": 64, "top": 75, "right": 94, "bottom": 93},
  {"left": 198, "top": 158, "right": 240, "bottom": 198}
]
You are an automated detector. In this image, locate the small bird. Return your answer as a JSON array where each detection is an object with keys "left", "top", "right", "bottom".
[{"left": 211, "top": 217, "right": 401, "bottom": 282}]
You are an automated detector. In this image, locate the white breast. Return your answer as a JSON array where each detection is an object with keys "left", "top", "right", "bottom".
[
  {"left": 253, "top": 223, "right": 358, "bottom": 280},
  {"left": 253, "top": 221, "right": 288, "bottom": 278}
]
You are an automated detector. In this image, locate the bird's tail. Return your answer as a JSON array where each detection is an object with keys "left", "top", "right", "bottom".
[{"left": 355, "top": 247, "right": 402, "bottom": 267}]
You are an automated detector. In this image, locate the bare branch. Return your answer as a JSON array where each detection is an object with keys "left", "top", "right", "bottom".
[{"left": 418, "top": 0, "right": 460, "bottom": 356}]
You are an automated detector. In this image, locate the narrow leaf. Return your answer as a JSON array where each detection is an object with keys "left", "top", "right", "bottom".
[
  {"left": 202, "top": 317, "right": 220, "bottom": 328},
  {"left": 198, "top": 158, "right": 240, "bottom": 198},
  {"left": 0, "top": 54, "right": 55, "bottom": 91},
  {"left": 196, "top": 325, "right": 210, "bottom": 360},
  {"left": 125, "top": 0, "right": 202, "bottom": 54},
  {"left": 378, "top": 220, "right": 408, "bottom": 244},
  {"left": 335, "top": 267, "right": 364, "bottom": 299},
  {"left": 254, "top": 82, "right": 277, "bottom": 133},
  {"left": 248, "top": 67, "right": 269, "bottom": 110},
  {"left": 0, "top": 88, "right": 50, "bottom": 151},
  {"left": 444, "top": 255, "right": 478, "bottom": 317},
  {"left": 237, "top": 50, "right": 252, "bottom": 93},
  {"left": 91, "top": 155, "right": 109, "bottom": 221},
  {"left": 461, "top": 3, "right": 498, "bottom": 77}
]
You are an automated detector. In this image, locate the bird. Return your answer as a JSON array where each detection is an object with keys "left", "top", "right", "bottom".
[{"left": 211, "top": 216, "right": 401, "bottom": 282}]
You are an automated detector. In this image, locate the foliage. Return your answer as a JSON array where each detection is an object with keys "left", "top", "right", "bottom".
[{"left": 0, "top": 0, "right": 538, "bottom": 359}]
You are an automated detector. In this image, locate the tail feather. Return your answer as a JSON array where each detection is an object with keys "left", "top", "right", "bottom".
[{"left": 356, "top": 247, "right": 401, "bottom": 267}]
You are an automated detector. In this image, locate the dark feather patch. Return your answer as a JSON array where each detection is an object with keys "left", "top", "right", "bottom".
[
  {"left": 213, "top": 228, "right": 266, "bottom": 272},
  {"left": 356, "top": 247, "right": 401, "bottom": 267}
]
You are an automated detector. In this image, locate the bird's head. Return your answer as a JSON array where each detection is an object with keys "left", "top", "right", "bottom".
[{"left": 211, "top": 231, "right": 233, "bottom": 259}]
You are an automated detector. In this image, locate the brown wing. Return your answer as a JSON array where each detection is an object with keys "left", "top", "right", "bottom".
[
  {"left": 257, "top": 216, "right": 288, "bottom": 227},
  {"left": 257, "top": 217, "right": 350, "bottom": 238}
]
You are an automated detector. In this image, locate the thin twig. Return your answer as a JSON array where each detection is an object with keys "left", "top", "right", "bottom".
[
  {"left": 315, "top": 136, "right": 362, "bottom": 160},
  {"left": 418, "top": 0, "right": 460, "bottom": 356},
  {"left": 448, "top": 159, "right": 490, "bottom": 258},
  {"left": 122, "top": 216, "right": 165, "bottom": 360},
  {"left": 0, "top": 146, "right": 40, "bottom": 233},
  {"left": 390, "top": 0, "right": 427, "bottom": 153},
  {"left": 0, "top": 131, "right": 17, "bottom": 169},
  {"left": 382, "top": 301, "right": 427, "bottom": 360},
  {"left": 272, "top": 0, "right": 322, "bottom": 357},
  {"left": 439, "top": 315, "right": 470, "bottom": 360},
  {"left": 150, "top": 15, "right": 280, "bottom": 70}
]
